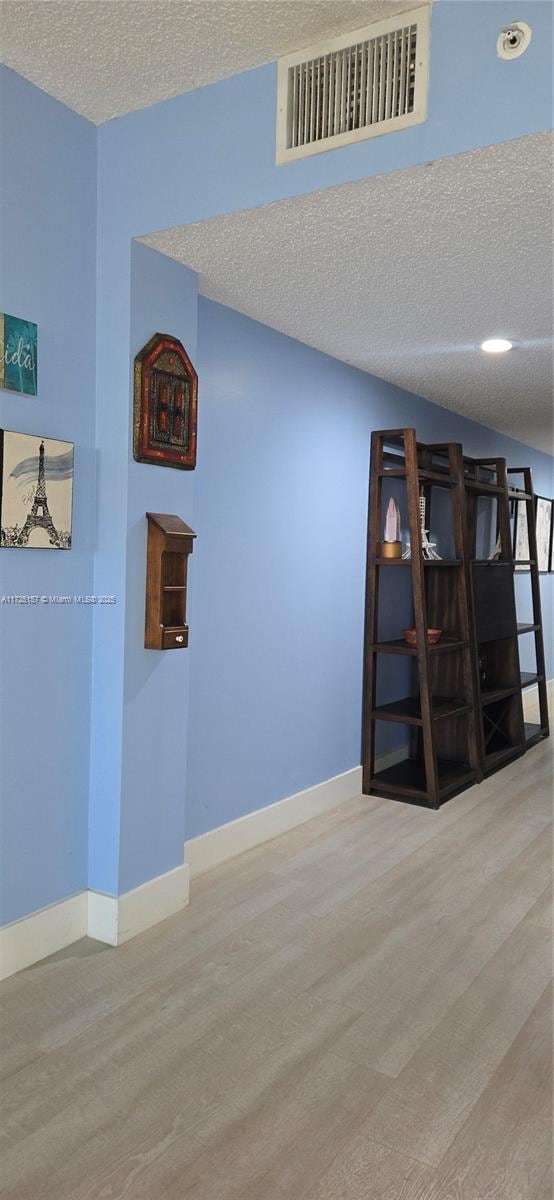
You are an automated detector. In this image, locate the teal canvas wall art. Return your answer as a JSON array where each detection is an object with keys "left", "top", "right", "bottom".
[{"left": 0, "top": 313, "right": 38, "bottom": 395}]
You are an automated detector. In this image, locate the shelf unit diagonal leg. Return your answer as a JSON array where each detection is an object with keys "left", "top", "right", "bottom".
[
  {"left": 410, "top": 441, "right": 431, "bottom": 768},
  {"left": 462, "top": 468, "right": 484, "bottom": 768},
  {"left": 510, "top": 466, "right": 549, "bottom": 741},
  {"left": 469, "top": 455, "right": 514, "bottom": 559},
  {"left": 464, "top": 455, "right": 526, "bottom": 776},
  {"left": 497, "top": 457, "right": 526, "bottom": 745},
  {"left": 450, "top": 442, "right": 482, "bottom": 782},
  {"left": 461, "top": 460, "right": 485, "bottom": 767},
  {"left": 362, "top": 429, "right": 384, "bottom": 793},
  {"left": 405, "top": 428, "right": 440, "bottom": 807},
  {"left": 494, "top": 458, "right": 514, "bottom": 562}
]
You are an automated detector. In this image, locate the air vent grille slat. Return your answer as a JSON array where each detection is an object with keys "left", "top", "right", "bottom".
[
  {"left": 277, "top": 7, "right": 429, "bottom": 163},
  {"left": 288, "top": 30, "right": 424, "bottom": 147}
]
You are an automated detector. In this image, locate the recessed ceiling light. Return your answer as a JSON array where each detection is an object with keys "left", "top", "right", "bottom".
[{"left": 481, "top": 338, "right": 513, "bottom": 353}]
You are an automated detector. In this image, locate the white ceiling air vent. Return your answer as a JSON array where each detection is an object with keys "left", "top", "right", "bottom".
[{"left": 276, "top": 6, "right": 430, "bottom": 164}]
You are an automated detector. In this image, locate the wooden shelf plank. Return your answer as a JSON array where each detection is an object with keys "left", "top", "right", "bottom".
[
  {"left": 484, "top": 744, "right": 522, "bottom": 772},
  {"left": 524, "top": 721, "right": 547, "bottom": 746},
  {"left": 422, "top": 559, "right": 462, "bottom": 566},
  {"left": 471, "top": 559, "right": 513, "bottom": 566},
  {"left": 464, "top": 480, "right": 504, "bottom": 495},
  {"left": 374, "top": 557, "right": 409, "bottom": 565},
  {"left": 372, "top": 637, "right": 466, "bottom": 656},
  {"left": 418, "top": 470, "right": 457, "bottom": 487},
  {"left": 481, "top": 685, "right": 518, "bottom": 706},
  {"left": 378, "top": 468, "right": 456, "bottom": 486},
  {"left": 516, "top": 623, "right": 539, "bottom": 635},
  {"left": 372, "top": 696, "right": 471, "bottom": 725},
  {"left": 370, "top": 757, "right": 474, "bottom": 802},
  {"left": 520, "top": 671, "right": 542, "bottom": 690},
  {"left": 375, "top": 558, "right": 462, "bottom": 567}
]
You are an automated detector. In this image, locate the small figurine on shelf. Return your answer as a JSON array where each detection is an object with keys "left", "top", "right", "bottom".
[
  {"left": 419, "top": 491, "right": 441, "bottom": 559},
  {"left": 381, "top": 497, "right": 402, "bottom": 558},
  {"left": 479, "top": 651, "right": 488, "bottom": 689}
]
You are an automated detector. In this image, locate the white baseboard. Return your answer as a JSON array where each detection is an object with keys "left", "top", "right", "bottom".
[
  {"left": 0, "top": 891, "right": 87, "bottom": 982},
  {"left": 86, "top": 890, "right": 119, "bottom": 946},
  {"left": 185, "top": 766, "right": 362, "bottom": 878},
  {"left": 185, "top": 751, "right": 407, "bottom": 880},
  {"left": 0, "top": 757, "right": 407, "bottom": 980},
  {"left": 8, "top": 719, "right": 519, "bottom": 981},
  {"left": 87, "top": 863, "right": 190, "bottom": 947},
  {"left": 1, "top": 864, "right": 190, "bottom": 980}
]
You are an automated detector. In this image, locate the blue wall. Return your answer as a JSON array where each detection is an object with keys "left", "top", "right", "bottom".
[
  {"left": 88, "top": 243, "right": 199, "bottom": 895},
  {"left": 185, "top": 298, "right": 553, "bottom": 840},
  {"left": 186, "top": 299, "right": 373, "bottom": 837},
  {"left": 0, "top": 70, "right": 97, "bottom": 923},
  {"left": 119, "top": 244, "right": 198, "bottom": 893},
  {"left": 89, "top": 0, "right": 552, "bottom": 891}
]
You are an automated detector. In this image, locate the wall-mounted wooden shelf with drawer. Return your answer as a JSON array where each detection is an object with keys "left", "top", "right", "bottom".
[{"left": 144, "top": 512, "right": 196, "bottom": 650}]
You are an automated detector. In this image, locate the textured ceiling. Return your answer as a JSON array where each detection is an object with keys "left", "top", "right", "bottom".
[
  {"left": 144, "top": 132, "right": 554, "bottom": 454},
  {"left": 0, "top": 0, "right": 426, "bottom": 124}
]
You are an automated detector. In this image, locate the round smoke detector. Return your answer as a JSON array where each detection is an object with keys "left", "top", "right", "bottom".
[{"left": 497, "top": 21, "right": 532, "bottom": 59}]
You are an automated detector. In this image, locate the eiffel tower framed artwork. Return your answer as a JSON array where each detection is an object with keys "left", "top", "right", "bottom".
[{"left": 0, "top": 430, "right": 74, "bottom": 549}]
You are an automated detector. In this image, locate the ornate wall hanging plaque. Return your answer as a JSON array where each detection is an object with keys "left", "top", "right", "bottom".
[{"left": 133, "top": 333, "right": 198, "bottom": 469}]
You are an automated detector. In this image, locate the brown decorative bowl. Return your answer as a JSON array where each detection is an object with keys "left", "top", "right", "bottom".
[{"left": 402, "top": 628, "right": 442, "bottom": 646}]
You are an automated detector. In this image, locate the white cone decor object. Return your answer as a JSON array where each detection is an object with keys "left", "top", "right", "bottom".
[{"left": 381, "top": 497, "right": 402, "bottom": 558}]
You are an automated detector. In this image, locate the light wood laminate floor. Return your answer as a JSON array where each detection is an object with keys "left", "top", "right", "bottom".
[{"left": 1, "top": 732, "right": 552, "bottom": 1198}]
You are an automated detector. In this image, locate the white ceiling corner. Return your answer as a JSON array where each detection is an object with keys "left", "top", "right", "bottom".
[
  {"left": 143, "top": 132, "right": 554, "bottom": 454},
  {"left": 1, "top": 0, "right": 428, "bottom": 124}
]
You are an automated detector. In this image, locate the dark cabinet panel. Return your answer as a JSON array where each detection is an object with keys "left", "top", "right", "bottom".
[{"left": 472, "top": 563, "right": 517, "bottom": 643}]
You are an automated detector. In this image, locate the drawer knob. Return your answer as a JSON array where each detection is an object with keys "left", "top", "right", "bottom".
[{"left": 175, "top": 635, "right": 184, "bottom": 643}]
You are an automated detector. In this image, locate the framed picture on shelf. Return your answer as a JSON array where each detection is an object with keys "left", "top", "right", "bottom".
[
  {"left": 513, "top": 499, "right": 530, "bottom": 571},
  {"left": 0, "top": 430, "right": 74, "bottom": 549},
  {"left": 535, "top": 495, "right": 553, "bottom": 573}
]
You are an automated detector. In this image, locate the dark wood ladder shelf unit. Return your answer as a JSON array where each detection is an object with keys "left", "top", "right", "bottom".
[
  {"left": 462, "top": 457, "right": 548, "bottom": 775},
  {"left": 362, "top": 431, "right": 550, "bottom": 809},
  {"left": 362, "top": 430, "right": 481, "bottom": 809},
  {"left": 465, "top": 458, "right": 546, "bottom": 768},
  {"left": 463, "top": 455, "right": 524, "bottom": 774}
]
